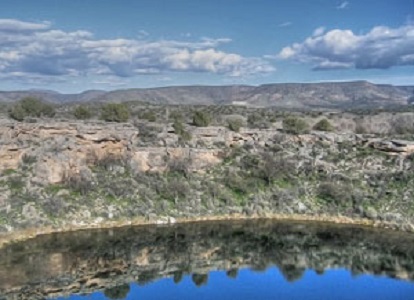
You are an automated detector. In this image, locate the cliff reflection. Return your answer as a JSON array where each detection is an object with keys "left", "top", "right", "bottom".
[{"left": 0, "top": 220, "right": 414, "bottom": 299}]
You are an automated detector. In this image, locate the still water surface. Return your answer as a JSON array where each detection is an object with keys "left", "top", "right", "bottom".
[
  {"left": 55, "top": 268, "right": 414, "bottom": 300},
  {"left": 1, "top": 220, "right": 414, "bottom": 300}
]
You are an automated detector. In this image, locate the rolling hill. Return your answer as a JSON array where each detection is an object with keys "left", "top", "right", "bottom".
[{"left": 0, "top": 81, "right": 412, "bottom": 109}]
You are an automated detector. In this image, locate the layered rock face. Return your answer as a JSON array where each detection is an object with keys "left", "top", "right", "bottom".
[
  {"left": 1, "top": 119, "right": 413, "bottom": 185},
  {"left": 0, "top": 118, "right": 413, "bottom": 233},
  {"left": 0, "top": 221, "right": 414, "bottom": 299},
  {"left": 0, "top": 120, "right": 289, "bottom": 185},
  {"left": 0, "top": 120, "right": 225, "bottom": 184}
]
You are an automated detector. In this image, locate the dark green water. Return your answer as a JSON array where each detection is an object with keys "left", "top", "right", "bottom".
[{"left": 1, "top": 220, "right": 414, "bottom": 299}]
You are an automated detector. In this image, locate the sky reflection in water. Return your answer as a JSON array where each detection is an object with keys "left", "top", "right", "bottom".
[
  {"left": 3, "top": 221, "right": 414, "bottom": 300},
  {"left": 56, "top": 268, "right": 414, "bottom": 300}
]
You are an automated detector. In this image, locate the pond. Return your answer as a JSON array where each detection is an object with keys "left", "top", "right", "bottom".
[{"left": 0, "top": 220, "right": 414, "bottom": 300}]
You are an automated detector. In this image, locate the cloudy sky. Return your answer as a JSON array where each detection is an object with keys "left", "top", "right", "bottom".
[{"left": 0, "top": 0, "right": 413, "bottom": 92}]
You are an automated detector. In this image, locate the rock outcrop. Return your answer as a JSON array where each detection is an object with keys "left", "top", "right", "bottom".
[
  {"left": 0, "top": 118, "right": 413, "bottom": 235},
  {"left": 1, "top": 119, "right": 413, "bottom": 185}
]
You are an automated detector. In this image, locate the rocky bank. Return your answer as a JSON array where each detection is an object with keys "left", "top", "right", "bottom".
[{"left": 0, "top": 118, "right": 414, "bottom": 238}]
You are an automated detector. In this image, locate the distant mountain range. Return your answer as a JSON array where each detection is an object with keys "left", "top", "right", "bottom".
[{"left": 1, "top": 81, "right": 413, "bottom": 109}]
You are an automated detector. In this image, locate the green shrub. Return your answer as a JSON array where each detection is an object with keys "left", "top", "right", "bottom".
[
  {"left": 20, "top": 154, "right": 37, "bottom": 170},
  {"left": 173, "top": 119, "right": 192, "bottom": 142},
  {"left": 282, "top": 116, "right": 309, "bottom": 134},
  {"left": 355, "top": 122, "right": 368, "bottom": 134},
  {"left": 247, "top": 113, "right": 262, "bottom": 128},
  {"left": 73, "top": 105, "right": 93, "bottom": 120},
  {"left": 8, "top": 104, "right": 26, "bottom": 121},
  {"left": 223, "top": 171, "right": 252, "bottom": 196},
  {"left": 173, "top": 119, "right": 185, "bottom": 135},
  {"left": 62, "top": 172, "right": 94, "bottom": 195},
  {"left": 258, "top": 152, "right": 294, "bottom": 184},
  {"left": 169, "top": 111, "right": 184, "bottom": 122},
  {"left": 9, "top": 97, "right": 55, "bottom": 121},
  {"left": 317, "top": 181, "right": 352, "bottom": 206},
  {"left": 100, "top": 103, "right": 129, "bottom": 122},
  {"left": 391, "top": 115, "right": 414, "bottom": 135},
  {"left": 227, "top": 116, "right": 244, "bottom": 132},
  {"left": 136, "top": 123, "right": 162, "bottom": 143},
  {"left": 167, "top": 156, "right": 191, "bottom": 177},
  {"left": 178, "top": 130, "right": 192, "bottom": 142},
  {"left": 193, "top": 110, "right": 211, "bottom": 127},
  {"left": 313, "top": 118, "right": 334, "bottom": 132},
  {"left": 141, "top": 111, "right": 157, "bottom": 122}
]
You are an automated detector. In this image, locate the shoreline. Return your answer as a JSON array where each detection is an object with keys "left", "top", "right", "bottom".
[{"left": 1, "top": 213, "right": 413, "bottom": 249}]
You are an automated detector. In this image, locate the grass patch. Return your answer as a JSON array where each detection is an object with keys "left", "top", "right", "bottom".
[{"left": 2, "top": 169, "right": 17, "bottom": 176}]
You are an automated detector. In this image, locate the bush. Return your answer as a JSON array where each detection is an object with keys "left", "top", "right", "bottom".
[
  {"left": 164, "top": 178, "right": 190, "bottom": 201},
  {"left": 73, "top": 105, "right": 93, "bottom": 120},
  {"left": 282, "top": 116, "right": 309, "bottom": 134},
  {"left": 100, "top": 103, "right": 129, "bottom": 122},
  {"left": 227, "top": 116, "right": 244, "bottom": 132},
  {"left": 9, "top": 97, "right": 55, "bottom": 121},
  {"left": 167, "top": 156, "right": 192, "bottom": 177},
  {"left": 390, "top": 115, "right": 414, "bottom": 135},
  {"left": 173, "top": 119, "right": 185, "bottom": 135},
  {"left": 193, "top": 110, "right": 211, "bottom": 127},
  {"left": 313, "top": 118, "right": 334, "bottom": 132},
  {"left": 173, "top": 119, "right": 192, "bottom": 142},
  {"left": 258, "top": 152, "right": 294, "bottom": 184},
  {"left": 247, "top": 113, "right": 262, "bottom": 128},
  {"left": 317, "top": 181, "right": 352, "bottom": 206},
  {"left": 223, "top": 171, "right": 252, "bottom": 196},
  {"left": 141, "top": 111, "right": 157, "bottom": 122},
  {"left": 136, "top": 123, "right": 162, "bottom": 144},
  {"left": 169, "top": 111, "right": 184, "bottom": 122},
  {"left": 62, "top": 172, "right": 94, "bottom": 195},
  {"left": 355, "top": 122, "right": 368, "bottom": 134}
]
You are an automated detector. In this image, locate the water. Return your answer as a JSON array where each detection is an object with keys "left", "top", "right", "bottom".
[
  {"left": 1, "top": 220, "right": 414, "bottom": 300},
  {"left": 54, "top": 268, "right": 414, "bottom": 300}
]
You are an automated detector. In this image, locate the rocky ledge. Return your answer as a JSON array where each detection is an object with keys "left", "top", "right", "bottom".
[{"left": 0, "top": 118, "right": 413, "bottom": 239}]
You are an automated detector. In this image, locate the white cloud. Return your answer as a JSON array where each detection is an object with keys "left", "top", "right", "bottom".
[
  {"left": 278, "top": 22, "right": 292, "bottom": 28},
  {"left": 278, "top": 24, "right": 414, "bottom": 70},
  {"left": 0, "top": 19, "right": 274, "bottom": 83},
  {"left": 313, "top": 26, "right": 326, "bottom": 36},
  {"left": 337, "top": 1, "right": 349, "bottom": 9},
  {"left": 92, "top": 79, "right": 128, "bottom": 87},
  {"left": 138, "top": 30, "right": 149, "bottom": 38},
  {"left": 0, "top": 19, "right": 50, "bottom": 31}
]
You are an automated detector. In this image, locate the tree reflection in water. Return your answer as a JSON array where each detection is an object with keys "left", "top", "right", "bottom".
[
  {"left": 0, "top": 220, "right": 414, "bottom": 299},
  {"left": 103, "top": 284, "right": 130, "bottom": 300},
  {"left": 192, "top": 274, "right": 209, "bottom": 287}
]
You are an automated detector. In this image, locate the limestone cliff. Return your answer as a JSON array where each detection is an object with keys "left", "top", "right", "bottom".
[{"left": 0, "top": 118, "right": 413, "bottom": 234}]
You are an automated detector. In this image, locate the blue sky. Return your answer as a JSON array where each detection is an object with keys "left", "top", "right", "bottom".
[{"left": 0, "top": 0, "right": 413, "bottom": 93}]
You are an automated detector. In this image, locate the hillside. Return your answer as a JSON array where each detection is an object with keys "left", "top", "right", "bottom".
[
  {"left": 0, "top": 81, "right": 412, "bottom": 109},
  {"left": 0, "top": 113, "right": 414, "bottom": 237}
]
